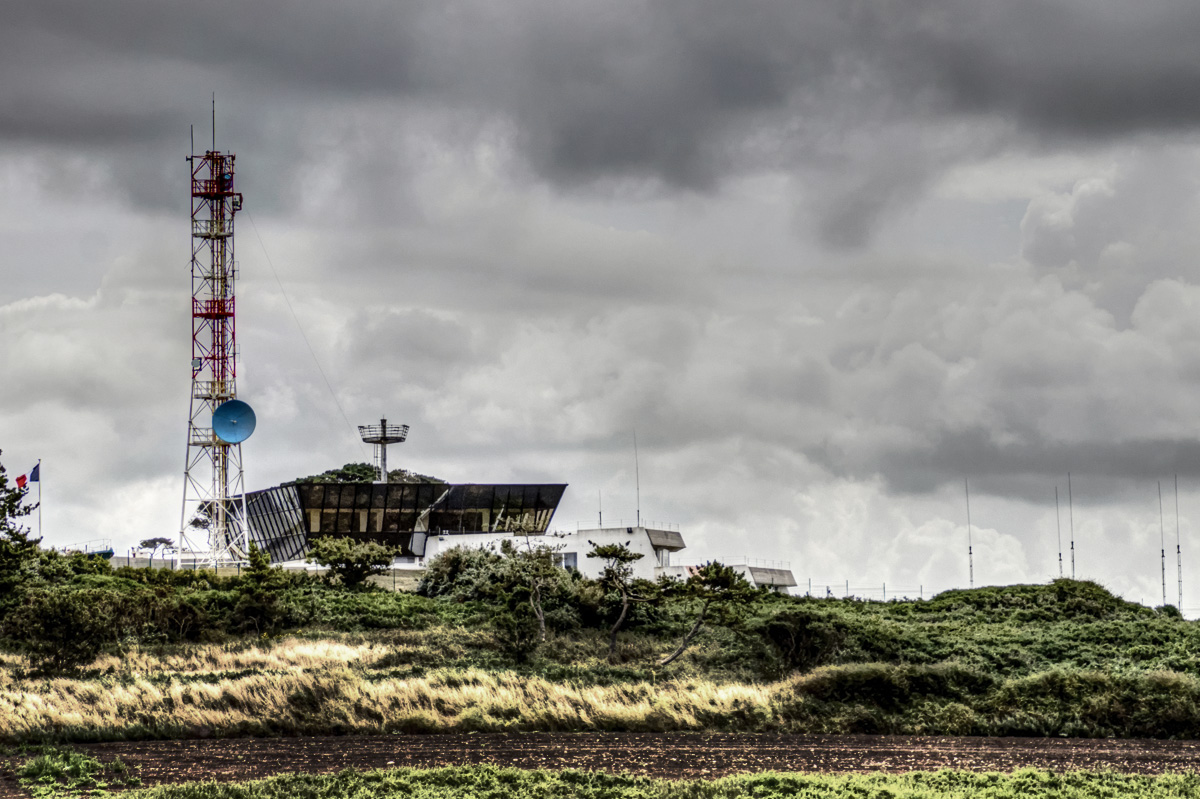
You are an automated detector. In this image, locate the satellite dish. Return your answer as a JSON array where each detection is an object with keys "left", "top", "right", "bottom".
[{"left": 212, "top": 399, "right": 256, "bottom": 444}]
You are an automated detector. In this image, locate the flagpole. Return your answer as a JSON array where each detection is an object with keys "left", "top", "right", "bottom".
[{"left": 37, "top": 459, "right": 42, "bottom": 539}]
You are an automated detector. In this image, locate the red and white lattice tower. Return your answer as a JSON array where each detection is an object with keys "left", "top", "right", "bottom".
[{"left": 179, "top": 148, "right": 248, "bottom": 566}]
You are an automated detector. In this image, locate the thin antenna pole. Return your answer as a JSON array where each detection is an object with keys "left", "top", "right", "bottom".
[
  {"left": 212, "top": 92, "right": 216, "bottom": 151},
  {"left": 1177, "top": 474, "right": 1183, "bottom": 609},
  {"left": 1068, "top": 472, "right": 1075, "bottom": 579},
  {"left": 965, "top": 477, "right": 974, "bottom": 588},
  {"left": 190, "top": 124, "right": 194, "bottom": 157},
  {"left": 1055, "top": 486, "right": 1063, "bottom": 578},
  {"left": 1160, "top": 481, "right": 1167, "bottom": 607},
  {"left": 633, "top": 430, "right": 641, "bottom": 528},
  {"left": 598, "top": 489, "right": 602, "bottom": 527}
]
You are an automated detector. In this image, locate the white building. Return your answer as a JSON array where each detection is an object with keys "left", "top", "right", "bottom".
[
  {"left": 421, "top": 525, "right": 684, "bottom": 581},
  {"left": 420, "top": 525, "right": 795, "bottom": 593}
]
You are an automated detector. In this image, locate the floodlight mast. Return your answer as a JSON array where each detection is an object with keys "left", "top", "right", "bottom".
[
  {"left": 358, "top": 418, "right": 409, "bottom": 483},
  {"left": 179, "top": 142, "right": 248, "bottom": 568}
]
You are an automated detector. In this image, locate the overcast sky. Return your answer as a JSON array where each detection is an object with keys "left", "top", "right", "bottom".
[{"left": 7, "top": 0, "right": 1200, "bottom": 608}]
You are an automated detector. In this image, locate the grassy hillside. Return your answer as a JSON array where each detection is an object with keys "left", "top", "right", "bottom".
[{"left": 3, "top": 562, "right": 1200, "bottom": 741}]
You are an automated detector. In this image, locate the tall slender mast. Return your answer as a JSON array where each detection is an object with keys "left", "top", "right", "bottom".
[
  {"left": 1177, "top": 475, "right": 1183, "bottom": 610},
  {"left": 179, "top": 136, "right": 247, "bottom": 567},
  {"left": 1068, "top": 472, "right": 1075, "bottom": 579},
  {"left": 965, "top": 477, "right": 974, "bottom": 588},
  {"left": 1055, "top": 486, "right": 1063, "bottom": 578},
  {"left": 1160, "top": 481, "right": 1167, "bottom": 608},
  {"left": 634, "top": 430, "right": 641, "bottom": 528}
]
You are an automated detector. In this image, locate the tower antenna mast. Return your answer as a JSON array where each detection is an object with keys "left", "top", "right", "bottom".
[
  {"left": 1160, "top": 481, "right": 1168, "bottom": 608},
  {"left": 634, "top": 430, "right": 641, "bottom": 528},
  {"left": 1068, "top": 472, "right": 1076, "bottom": 579},
  {"left": 1177, "top": 475, "right": 1183, "bottom": 609},
  {"left": 1055, "top": 486, "right": 1063, "bottom": 578},
  {"left": 179, "top": 106, "right": 248, "bottom": 567},
  {"left": 965, "top": 477, "right": 974, "bottom": 588}
]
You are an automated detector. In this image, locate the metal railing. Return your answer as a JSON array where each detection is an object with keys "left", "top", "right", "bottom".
[
  {"left": 192, "top": 218, "right": 234, "bottom": 238},
  {"left": 189, "top": 428, "right": 217, "bottom": 446},
  {"left": 802, "top": 579, "right": 929, "bottom": 601},
  {"left": 667, "top": 556, "right": 791, "bottom": 570},
  {"left": 60, "top": 538, "right": 113, "bottom": 555},
  {"left": 571, "top": 519, "right": 680, "bottom": 532},
  {"left": 192, "top": 380, "right": 235, "bottom": 400}
]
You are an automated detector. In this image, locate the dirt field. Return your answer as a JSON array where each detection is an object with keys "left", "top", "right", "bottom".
[{"left": 2, "top": 733, "right": 1197, "bottom": 796}]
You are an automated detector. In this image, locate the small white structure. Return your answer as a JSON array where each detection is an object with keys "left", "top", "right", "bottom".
[{"left": 657, "top": 560, "right": 797, "bottom": 593}]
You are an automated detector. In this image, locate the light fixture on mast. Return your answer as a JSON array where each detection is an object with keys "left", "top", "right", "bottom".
[{"left": 358, "top": 418, "right": 409, "bottom": 483}]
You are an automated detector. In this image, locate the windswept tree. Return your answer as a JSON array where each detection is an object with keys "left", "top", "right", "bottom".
[
  {"left": 139, "top": 537, "right": 174, "bottom": 566},
  {"left": 421, "top": 539, "right": 572, "bottom": 660},
  {"left": 500, "top": 536, "right": 564, "bottom": 645},
  {"left": 658, "top": 561, "right": 755, "bottom": 667},
  {"left": 587, "top": 541, "right": 648, "bottom": 662}
]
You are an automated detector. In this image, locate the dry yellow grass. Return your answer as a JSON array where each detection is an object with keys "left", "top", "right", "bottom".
[
  {"left": 89, "top": 638, "right": 384, "bottom": 675},
  {"left": 0, "top": 635, "right": 788, "bottom": 741}
]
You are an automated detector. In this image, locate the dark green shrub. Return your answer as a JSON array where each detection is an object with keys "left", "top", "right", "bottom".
[
  {"left": 753, "top": 604, "right": 851, "bottom": 671},
  {"left": 308, "top": 537, "right": 394, "bottom": 589},
  {"left": 417, "top": 545, "right": 505, "bottom": 601},
  {"left": 3, "top": 588, "right": 131, "bottom": 671}
]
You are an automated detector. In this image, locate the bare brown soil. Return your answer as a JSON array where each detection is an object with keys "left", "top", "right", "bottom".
[
  {"left": 5, "top": 733, "right": 1200, "bottom": 797},
  {"left": 33, "top": 735, "right": 1200, "bottom": 789}
]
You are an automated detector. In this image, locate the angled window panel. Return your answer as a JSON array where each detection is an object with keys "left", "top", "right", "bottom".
[{"left": 244, "top": 484, "right": 307, "bottom": 564}]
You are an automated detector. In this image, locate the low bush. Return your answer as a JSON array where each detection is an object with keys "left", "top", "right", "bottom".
[{"left": 15, "top": 744, "right": 139, "bottom": 798}]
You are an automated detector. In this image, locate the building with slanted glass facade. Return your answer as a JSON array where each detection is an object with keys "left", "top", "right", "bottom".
[{"left": 240, "top": 481, "right": 567, "bottom": 564}]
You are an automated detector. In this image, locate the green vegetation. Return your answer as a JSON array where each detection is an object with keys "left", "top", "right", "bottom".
[
  {"left": 80, "top": 766, "right": 1200, "bottom": 799},
  {"left": 306, "top": 537, "right": 395, "bottom": 589},
  {"left": 5, "top": 574, "right": 1200, "bottom": 741},
  {"left": 3, "top": 744, "right": 139, "bottom": 799},
  {"left": 295, "top": 462, "right": 444, "bottom": 484}
]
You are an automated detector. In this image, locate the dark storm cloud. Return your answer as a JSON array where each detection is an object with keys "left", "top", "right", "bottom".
[
  {"left": 13, "top": 0, "right": 1200, "bottom": 197},
  {"left": 828, "top": 427, "right": 1200, "bottom": 503},
  {"left": 1, "top": 2, "right": 422, "bottom": 97},
  {"left": 913, "top": 2, "right": 1200, "bottom": 136}
]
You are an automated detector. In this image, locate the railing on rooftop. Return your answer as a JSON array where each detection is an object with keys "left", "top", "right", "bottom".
[
  {"left": 803, "top": 579, "right": 928, "bottom": 601},
  {"left": 571, "top": 519, "right": 680, "bottom": 532},
  {"left": 675, "top": 556, "right": 792, "bottom": 570},
  {"left": 60, "top": 538, "right": 114, "bottom": 555}
]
